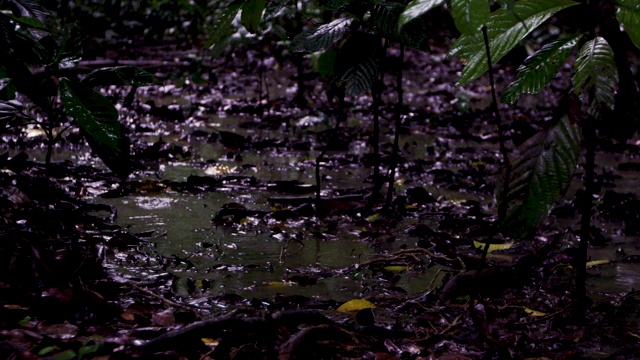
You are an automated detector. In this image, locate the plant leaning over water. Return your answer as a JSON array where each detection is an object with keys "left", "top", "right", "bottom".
[
  {"left": 0, "top": 0, "right": 160, "bottom": 180},
  {"left": 400, "top": 0, "right": 640, "bottom": 321}
]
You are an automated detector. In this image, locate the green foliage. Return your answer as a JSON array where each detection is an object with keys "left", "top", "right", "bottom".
[
  {"left": 572, "top": 37, "right": 618, "bottom": 114},
  {"left": 449, "top": 0, "right": 577, "bottom": 85},
  {"left": 372, "top": 2, "right": 431, "bottom": 51},
  {"left": 451, "top": 0, "right": 489, "bottom": 35},
  {"left": 500, "top": 115, "right": 580, "bottom": 237},
  {"left": 501, "top": 35, "right": 581, "bottom": 104},
  {"left": 59, "top": 78, "right": 121, "bottom": 151},
  {"left": 291, "top": 18, "right": 353, "bottom": 52},
  {"left": 334, "top": 32, "right": 381, "bottom": 96},
  {"left": 617, "top": 0, "right": 640, "bottom": 50},
  {"left": 207, "top": 1, "right": 243, "bottom": 53},
  {"left": 81, "top": 66, "right": 162, "bottom": 87},
  {"left": 398, "top": 0, "right": 445, "bottom": 29},
  {"left": 241, "top": 0, "right": 266, "bottom": 33}
]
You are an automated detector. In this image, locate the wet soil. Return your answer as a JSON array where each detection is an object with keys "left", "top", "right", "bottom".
[{"left": 2, "top": 32, "right": 640, "bottom": 359}]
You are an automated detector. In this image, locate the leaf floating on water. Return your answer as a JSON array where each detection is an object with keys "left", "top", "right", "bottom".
[
  {"left": 473, "top": 240, "right": 514, "bottom": 253},
  {"left": 337, "top": 299, "right": 375, "bottom": 312},
  {"left": 523, "top": 307, "right": 546, "bottom": 317}
]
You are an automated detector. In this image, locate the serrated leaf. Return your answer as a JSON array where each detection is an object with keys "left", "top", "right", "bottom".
[
  {"left": 5, "top": 0, "right": 52, "bottom": 28},
  {"left": 572, "top": 37, "right": 618, "bottom": 114},
  {"left": 502, "top": 35, "right": 581, "bottom": 104},
  {"left": 334, "top": 32, "right": 380, "bottom": 96},
  {"left": 241, "top": 0, "right": 266, "bottom": 33},
  {"left": 81, "top": 66, "right": 161, "bottom": 87},
  {"left": 207, "top": 2, "right": 242, "bottom": 50},
  {"left": 451, "top": 0, "right": 490, "bottom": 35},
  {"left": 337, "top": 298, "right": 376, "bottom": 312},
  {"left": 59, "top": 78, "right": 120, "bottom": 150},
  {"left": 372, "top": 2, "right": 404, "bottom": 39},
  {"left": 398, "top": 0, "right": 445, "bottom": 30},
  {"left": 449, "top": 0, "right": 578, "bottom": 85},
  {"left": 290, "top": 18, "right": 352, "bottom": 52},
  {"left": 500, "top": 115, "right": 580, "bottom": 236},
  {"left": 617, "top": 0, "right": 640, "bottom": 50}
]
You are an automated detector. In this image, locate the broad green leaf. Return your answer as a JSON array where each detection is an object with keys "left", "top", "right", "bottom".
[
  {"left": 502, "top": 35, "right": 581, "bottom": 104},
  {"left": 617, "top": 0, "right": 640, "bottom": 50},
  {"left": 451, "top": 0, "right": 490, "bottom": 35},
  {"left": 290, "top": 18, "right": 353, "bottom": 52},
  {"left": 241, "top": 0, "right": 266, "bottom": 33},
  {"left": 59, "top": 78, "right": 120, "bottom": 150},
  {"left": 500, "top": 115, "right": 580, "bottom": 236},
  {"left": 334, "top": 32, "right": 380, "bottom": 96},
  {"left": 372, "top": 2, "right": 404, "bottom": 39},
  {"left": 318, "top": 50, "right": 337, "bottom": 77},
  {"left": 81, "top": 66, "right": 161, "bottom": 87},
  {"left": 0, "top": 100, "right": 25, "bottom": 125},
  {"left": 572, "top": 37, "right": 618, "bottom": 114},
  {"left": 206, "top": 1, "right": 242, "bottom": 51},
  {"left": 398, "top": 0, "right": 445, "bottom": 30},
  {"left": 337, "top": 298, "right": 376, "bottom": 312},
  {"left": 449, "top": 0, "right": 578, "bottom": 85},
  {"left": 5, "top": 0, "right": 52, "bottom": 27}
]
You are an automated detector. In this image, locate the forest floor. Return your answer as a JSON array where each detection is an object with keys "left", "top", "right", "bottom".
[{"left": 2, "top": 25, "right": 640, "bottom": 359}]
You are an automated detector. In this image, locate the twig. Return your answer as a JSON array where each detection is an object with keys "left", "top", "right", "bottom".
[{"left": 128, "top": 281, "right": 207, "bottom": 312}]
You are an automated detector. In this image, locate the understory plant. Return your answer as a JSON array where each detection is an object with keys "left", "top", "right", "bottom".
[
  {"left": 0, "top": 0, "right": 159, "bottom": 180},
  {"left": 400, "top": 0, "right": 639, "bottom": 319}
]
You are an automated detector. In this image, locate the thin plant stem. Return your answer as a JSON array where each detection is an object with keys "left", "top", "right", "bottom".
[
  {"left": 385, "top": 44, "right": 405, "bottom": 209},
  {"left": 481, "top": 25, "right": 511, "bottom": 222}
]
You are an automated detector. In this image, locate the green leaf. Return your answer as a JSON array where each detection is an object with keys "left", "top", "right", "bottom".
[
  {"left": 500, "top": 115, "right": 580, "bottom": 236},
  {"left": 451, "top": 0, "right": 490, "bottom": 35},
  {"left": 372, "top": 2, "right": 404, "bottom": 39},
  {"left": 502, "top": 35, "right": 581, "bottom": 104},
  {"left": 318, "top": 50, "right": 337, "bottom": 77},
  {"left": 617, "top": 0, "right": 640, "bottom": 50},
  {"left": 334, "top": 32, "right": 380, "bottom": 96},
  {"left": 206, "top": 1, "right": 242, "bottom": 51},
  {"left": 290, "top": 18, "right": 353, "bottom": 52},
  {"left": 53, "top": 23, "right": 83, "bottom": 69},
  {"left": 5, "top": 0, "right": 52, "bottom": 28},
  {"left": 264, "top": 0, "right": 289, "bottom": 21},
  {"left": 59, "top": 78, "right": 120, "bottom": 150},
  {"left": 398, "top": 0, "right": 445, "bottom": 30},
  {"left": 81, "top": 66, "right": 161, "bottom": 87},
  {"left": 337, "top": 298, "right": 376, "bottom": 312},
  {"left": 449, "top": 0, "right": 578, "bottom": 85},
  {"left": 241, "top": 0, "right": 266, "bottom": 33},
  {"left": 572, "top": 36, "right": 618, "bottom": 113}
]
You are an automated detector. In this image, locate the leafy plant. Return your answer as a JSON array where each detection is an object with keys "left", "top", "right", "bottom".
[
  {"left": 400, "top": 0, "right": 639, "bottom": 320},
  {"left": 0, "top": 0, "right": 159, "bottom": 179}
]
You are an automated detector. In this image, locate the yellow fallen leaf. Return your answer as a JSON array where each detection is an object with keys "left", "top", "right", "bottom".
[
  {"left": 201, "top": 338, "right": 219, "bottom": 346},
  {"left": 337, "top": 299, "right": 375, "bottom": 312},
  {"left": 523, "top": 307, "right": 546, "bottom": 317},
  {"left": 586, "top": 259, "right": 610, "bottom": 267},
  {"left": 473, "top": 240, "right": 514, "bottom": 253},
  {"left": 383, "top": 265, "right": 408, "bottom": 272}
]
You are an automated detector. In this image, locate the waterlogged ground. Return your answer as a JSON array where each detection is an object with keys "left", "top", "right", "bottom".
[{"left": 3, "top": 39, "right": 640, "bottom": 358}]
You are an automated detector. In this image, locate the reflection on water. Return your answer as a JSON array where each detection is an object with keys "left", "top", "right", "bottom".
[{"left": 132, "top": 196, "right": 175, "bottom": 210}]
